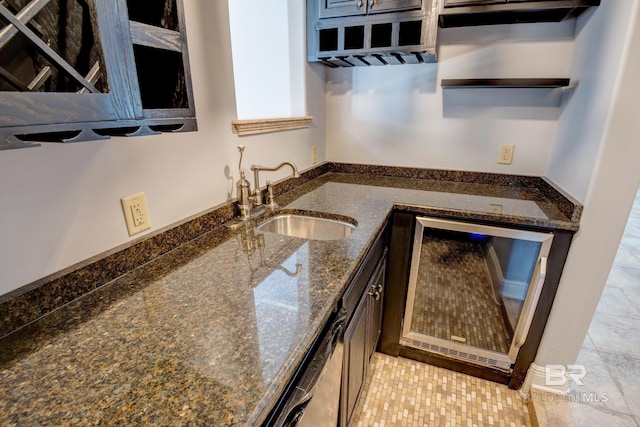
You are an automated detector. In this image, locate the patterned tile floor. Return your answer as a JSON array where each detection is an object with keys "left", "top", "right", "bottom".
[
  {"left": 409, "top": 236, "right": 510, "bottom": 354},
  {"left": 351, "top": 352, "right": 532, "bottom": 427}
]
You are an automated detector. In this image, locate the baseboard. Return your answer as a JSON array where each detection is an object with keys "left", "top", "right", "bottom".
[{"left": 520, "top": 362, "right": 571, "bottom": 402}]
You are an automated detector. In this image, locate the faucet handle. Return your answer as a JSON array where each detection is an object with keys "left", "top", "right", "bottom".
[{"left": 266, "top": 180, "right": 278, "bottom": 209}]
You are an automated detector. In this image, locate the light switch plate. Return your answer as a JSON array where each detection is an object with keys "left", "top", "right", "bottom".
[{"left": 121, "top": 192, "right": 151, "bottom": 236}]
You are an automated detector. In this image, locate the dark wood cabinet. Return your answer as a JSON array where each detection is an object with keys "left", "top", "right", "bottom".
[
  {"left": 308, "top": 0, "right": 439, "bottom": 67},
  {"left": 341, "top": 249, "right": 387, "bottom": 427},
  {"left": 367, "top": 254, "right": 386, "bottom": 361},
  {"left": 342, "top": 291, "right": 369, "bottom": 427},
  {"left": 369, "top": 0, "right": 423, "bottom": 13},
  {"left": 320, "top": 0, "right": 366, "bottom": 18},
  {"left": 320, "top": 0, "right": 422, "bottom": 18},
  {"left": 439, "top": 0, "right": 600, "bottom": 27},
  {"left": 0, "top": 0, "right": 196, "bottom": 150},
  {"left": 337, "top": 224, "right": 388, "bottom": 427}
]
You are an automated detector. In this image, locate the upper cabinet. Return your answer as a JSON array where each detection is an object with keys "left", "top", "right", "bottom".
[
  {"left": 0, "top": 0, "right": 196, "bottom": 150},
  {"left": 307, "top": 0, "right": 599, "bottom": 68},
  {"left": 320, "top": 0, "right": 423, "bottom": 18},
  {"left": 439, "top": 0, "right": 601, "bottom": 27},
  {"left": 308, "top": 0, "right": 440, "bottom": 67}
]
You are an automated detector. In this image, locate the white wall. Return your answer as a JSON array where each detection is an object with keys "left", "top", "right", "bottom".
[
  {"left": 0, "top": 1, "right": 326, "bottom": 297},
  {"left": 325, "top": 22, "right": 576, "bottom": 176},
  {"left": 228, "top": 0, "right": 307, "bottom": 119},
  {"left": 547, "top": 3, "right": 637, "bottom": 203},
  {"left": 531, "top": 0, "right": 640, "bottom": 391}
]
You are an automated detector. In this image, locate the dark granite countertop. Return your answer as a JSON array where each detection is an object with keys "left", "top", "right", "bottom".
[{"left": 0, "top": 171, "right": 580, "bottom": 426}]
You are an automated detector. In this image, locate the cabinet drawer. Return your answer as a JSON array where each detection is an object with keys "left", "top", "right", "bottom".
[
  {"left": 369, "top": 0, "right": 423, "bottom": 14},
  {"left": 320, "top": 0, "right": 366, "bottom": 19}
]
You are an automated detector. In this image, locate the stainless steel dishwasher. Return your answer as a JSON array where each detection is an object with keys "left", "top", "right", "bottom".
[{"left": 263, "top": 307, "right": 347, "bottom": 427}]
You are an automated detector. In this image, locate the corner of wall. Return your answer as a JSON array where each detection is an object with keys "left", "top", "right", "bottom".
[{"left": 521, "top": 363, "right": 571, "bottom": 400}]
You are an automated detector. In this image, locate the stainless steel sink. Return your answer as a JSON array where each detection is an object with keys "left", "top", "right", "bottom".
[{"left": 256, "top": 214, "right": 356, "bottom": 240}]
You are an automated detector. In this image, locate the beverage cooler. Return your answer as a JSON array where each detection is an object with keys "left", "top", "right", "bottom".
[{"left": 401, "top": 217, "right": 553, "bottom": 371}]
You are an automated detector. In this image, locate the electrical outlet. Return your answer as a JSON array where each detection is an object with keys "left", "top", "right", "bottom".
[
  {"left": 489, "top": 204, "right": 503, "bottom": 213},
  {"left": 498, "top": 144, "right": 515, "bottom": 165},
  {"left": 131, "top": 201, "right": 145, "bottom": 227},
  {"left": 311, "top": 145, "right": 317, "bottom": 164},
  {"left": 121, "top": 192, "right": 151, "bottom": 236}
]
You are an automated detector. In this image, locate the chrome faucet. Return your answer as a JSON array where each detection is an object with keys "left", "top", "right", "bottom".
[
  {"left": 236, "top": 145, "right": 253, "bottom": 219},
  {"left": 251, "top": 161, "right": 300, "bottom": 207},
  {"left": 233, "top": 146, "right": 300, "bottom": 221}
]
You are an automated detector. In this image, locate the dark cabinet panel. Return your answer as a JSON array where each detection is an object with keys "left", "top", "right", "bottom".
[
  {"left": 1, "top": 0, "right": 196, "bottom": 150},
  {"left": 367, "top": 255, "right": 386, "bottom": 361},
  {"left": 339, "top": 225, "right": 388, "bottom": 427},
  {"left": 309, "top": 0, "right": 437, "bottom": 67},
  {"left": 320, "top": 0, "right": 367, "bottom": 18},
  {"left": 379, "top": 211, "right": 414, "bottom": 357},
  {"left": 320, "top": 0, "right": 422, "bottom": 18},
  {"left": 369, "top": 0, "right": 423, "bottom": 14},
  {"left": 342, "top": 293, "right": 368, "bottom": 427}
]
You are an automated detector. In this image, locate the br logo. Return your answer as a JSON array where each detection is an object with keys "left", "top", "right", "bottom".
[{"left": 545, "top": 365, "right": 587, "bottom": 386}]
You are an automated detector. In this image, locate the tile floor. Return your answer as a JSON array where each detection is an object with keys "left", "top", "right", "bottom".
[
  {"left": 411, "top": 236, "right": 510, "bottom": 354},
  {"left": 351, "top": 352, "right": 532, "bottom": 427},
  {"left": 533, "top": 190, "right": 640, "bottom": 426},
  {"left": 352, "top": 190, "right": 640, "bottom": 426}
]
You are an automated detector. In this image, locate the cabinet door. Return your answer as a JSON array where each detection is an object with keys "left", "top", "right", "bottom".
[
  {"left": 341, "top": 294, "right": 368, "bottom": 427},
  {"left": 368, "top": 0, "right": 422, "bottom": 14},
  {"left": 320, "top": 0, "right": 422, "bottom": 17},
  {"left": 367, "top": 259, "right": 386, "bottom": 361},
  {"left": 124, "top": 0, "right": 195, "bottom": 119},
  {"left": 443, "top": 0, "right": 505, "bottom": 7},
  {"left": 0, "top": 1, "right": 127, "bottom": 133},
  {"left": 319, "top": 0, "right": 367, "bottom": 19},
  {"left": 1, "top": 0, "right": 196, "bottom": 150}
]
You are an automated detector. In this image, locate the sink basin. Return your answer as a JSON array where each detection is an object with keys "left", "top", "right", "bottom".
[{"left": 256, "top": 213, "right": 356, "bottom": 240}]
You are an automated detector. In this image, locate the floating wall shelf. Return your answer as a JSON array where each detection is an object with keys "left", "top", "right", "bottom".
[
  {"left": 441, "top": 78, "right": 571, "bottom": 88},
  {"left": 438, "top": 0, "right": 600, "bottom": 28}
]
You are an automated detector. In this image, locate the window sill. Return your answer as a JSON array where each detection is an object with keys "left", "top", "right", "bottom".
[{"left": 232, "top": 116, "right": 313, "bottom": 136}]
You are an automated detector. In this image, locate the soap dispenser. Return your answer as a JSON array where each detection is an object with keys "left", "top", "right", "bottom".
[{"left": 236, "top": 145, "right": 252, "bottom": 219}]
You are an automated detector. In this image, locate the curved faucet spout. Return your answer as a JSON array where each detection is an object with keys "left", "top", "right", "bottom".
[
  {"left": 250, "top": 161, "right": 300, "bottom": 206},
  {"left": 252, "top": 161, "right": 299, "bottom": 177}
]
